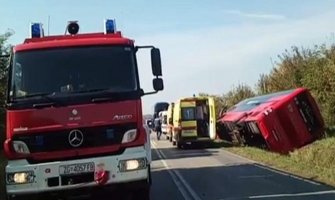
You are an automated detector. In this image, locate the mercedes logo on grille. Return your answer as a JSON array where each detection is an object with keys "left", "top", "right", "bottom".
[
  {"left": 72, "top": 109, "right": 78, "bottom": 116},
  {"left": 68, "top": 129, "right": 84, "bottom": 147}
]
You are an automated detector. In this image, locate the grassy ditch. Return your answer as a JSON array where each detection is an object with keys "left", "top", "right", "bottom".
[{"left": 225, "top": 137, "right": 335, "bottom": 187}]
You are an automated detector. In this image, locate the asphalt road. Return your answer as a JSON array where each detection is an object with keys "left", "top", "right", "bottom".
[
  {"left": 2, "top": 134, "right": 335, "bottom": 200},
  {"left": 149, "top": 133, "right": 335, "bottom": 200}
]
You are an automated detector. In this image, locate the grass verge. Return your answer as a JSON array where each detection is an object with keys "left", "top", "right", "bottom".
[{"left": 225, "top": 137, "right": 335, "bottom": 187}]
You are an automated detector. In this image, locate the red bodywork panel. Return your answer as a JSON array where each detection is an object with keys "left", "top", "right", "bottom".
[
  {"left": 218, "top": 88, "right": 325, "bottom": 153},
  {"left": 14, "top": 32, "right": 134, "bottom": 52},
  {"left": 5, "top": 100, "right": 145, "bottom": 160}
]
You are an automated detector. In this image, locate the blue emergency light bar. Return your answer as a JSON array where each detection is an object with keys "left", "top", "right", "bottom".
[
  {"left": 104, "top": 19, "right": 116, "bottom": 34},
  {"left": 30, "top": 23, "right": 44, "bottom": 38}
]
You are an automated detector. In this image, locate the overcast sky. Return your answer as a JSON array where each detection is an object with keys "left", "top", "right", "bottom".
[{"left": 1, "top": 0, "right": 335, "bottom": 114}]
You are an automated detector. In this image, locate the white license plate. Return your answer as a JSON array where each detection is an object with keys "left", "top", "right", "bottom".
[{"left": 59, "top": 162, "right": 95, "bottom": 175}]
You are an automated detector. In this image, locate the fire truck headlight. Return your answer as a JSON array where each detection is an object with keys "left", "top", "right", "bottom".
[
  {"left": 119, "top": 158, "right": 146, "bottom": 172},
  {"left": 12, "top": 141, "right": 30, "bottom": 154},
  {"left": 7, "top": 171, "right": 35, "bottom": 184},
  {"left": 121, "top": 129, "right": 137, "bottom": 143}
]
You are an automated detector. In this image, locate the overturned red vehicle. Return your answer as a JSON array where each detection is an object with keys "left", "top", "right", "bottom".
[{"left": 217, "top": 88, "right": 325, "bottom": 153}]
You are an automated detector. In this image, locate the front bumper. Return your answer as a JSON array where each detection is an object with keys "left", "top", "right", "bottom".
[{"left": 6, "top": 146, "right": 149, "bottom": 196}]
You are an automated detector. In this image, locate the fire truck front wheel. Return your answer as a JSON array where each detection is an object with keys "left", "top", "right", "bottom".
[
  {"left": 120, "top": 165, "right": 151, "bottom": 200},
  {"left": 136, "top": 164, "right": 151, "bottom": 200}
]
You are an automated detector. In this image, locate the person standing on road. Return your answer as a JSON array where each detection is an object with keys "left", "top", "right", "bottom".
[{"left": 154, "top": 117, "right": 162, "bottom": 140}]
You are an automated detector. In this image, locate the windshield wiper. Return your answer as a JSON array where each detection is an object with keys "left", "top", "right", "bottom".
[
  {"left": 15, "top": 92, "right": 55, "bottom": 99},
  {"left": 13, "top": 92, "right": 59, "bottom": 108},
  {"left": 91, "top": 97, "right": 114, "bottom": 103},
  {"left": 33, "top": 102, "right": 56, "bottom": 109},
  {"left": 70, "top": 88, "right": 111, "bottom": 94},
  {"left": 90, "top": 91, "right": 131, "bottom": 103}
]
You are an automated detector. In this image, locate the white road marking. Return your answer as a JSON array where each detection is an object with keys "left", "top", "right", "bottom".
[
  {"left": 221, "top": 149, "right": 320, "bottom": 185},
  {"left": 169, "top": 152, "right": 213, "bottom": 157},
  {"left": 152, "top": 141, "right": 202, "bottom": 200},
  {"left": 159, "top": 148, "right": 203, "bottom": 200},
  {"left": 254, "top": 163, "right": 320, "bottom": 185},
  {"left": 151, "top": 141, "right": 192, "bottom": 200},
  {"left": 249, "top": 190, "right": 335, "bottom": 199}
]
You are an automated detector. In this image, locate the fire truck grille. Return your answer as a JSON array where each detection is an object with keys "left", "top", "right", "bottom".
[{"left": 12, "top": 123, "right": 137, "bottom": 153}]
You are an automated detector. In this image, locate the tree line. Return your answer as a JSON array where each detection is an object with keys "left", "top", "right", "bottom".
[
  {"left": 0, "top": 32, "right": 12, "bottom": 146},
  {"left": 201, "top": 43, "right": 335, "bottom": 128}
]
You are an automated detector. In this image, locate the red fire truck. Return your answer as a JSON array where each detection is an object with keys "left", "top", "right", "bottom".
[
  {"left": 217, "top": 88, "right": 325, "bottom": 153},
  {"left": 3, "top": 20, "right": 163, "bottom": 199}
]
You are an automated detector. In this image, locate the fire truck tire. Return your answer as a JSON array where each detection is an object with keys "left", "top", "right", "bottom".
[
  {"left": 133, "top": 167, "right": 151, "bottom": 200},
  {"left": 148, "top": 164, "right": 152, "bottom": 185},
  {"left": 136, "top": 185, "right": 150, "bottom": 200}
]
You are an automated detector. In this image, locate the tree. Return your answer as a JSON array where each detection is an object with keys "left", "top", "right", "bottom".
[
  {"left": 256, "top": 73, "right": 271, "bottom": 95},
  {"left": 301, "top": 44, "right": 335, "bottom": 125},
  {"left": 199, "top": 84, "right": 255, "bottom": 118},
  {"left": 0, "top": 31, "right": 13, "bottom": 146},
  {"left": 256, "top": 43, "right": 335, "bottom": 126},
  {"left": 222, "top": 84, "right": 255, "bottom": 110}
]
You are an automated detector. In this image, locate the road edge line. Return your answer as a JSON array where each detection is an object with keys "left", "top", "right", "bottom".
[
  {"left": 151, "top": 141, "right": 193, "bottom": 200},
  {"left": 158, "top": 148, "right": 203, "bottom": 200},
  {"left": 221, "top": 149, "right": 321, "bottom": 186},
  {"left": 249, "top": 190, "right": 335, "bottom": 199}
]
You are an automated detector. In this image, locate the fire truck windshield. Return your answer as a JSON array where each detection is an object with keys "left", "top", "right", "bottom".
[{"left": 9, "top": 46, "right": 139, "bottom": 105}]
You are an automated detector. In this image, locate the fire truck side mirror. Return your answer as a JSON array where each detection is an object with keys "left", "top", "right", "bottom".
[
  {"left": 151, "top": 48, "right": 162, "bottom": 76},
  {"left": 153, "top": 78, "right": 164, "bottom": 91}
]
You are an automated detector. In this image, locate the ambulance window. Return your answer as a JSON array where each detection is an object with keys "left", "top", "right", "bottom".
[{"left": 181, "top": 107, "right": 196, "bottom": 121}]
